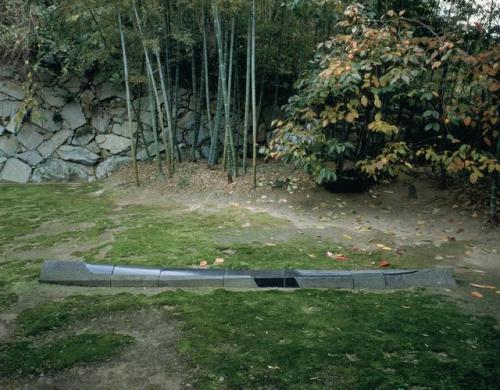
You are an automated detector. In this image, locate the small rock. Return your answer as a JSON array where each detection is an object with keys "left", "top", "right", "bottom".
[
  {"left": 96, "top": 156, "right": 130, "bottom": 178},
  {"left": 0, "top": 99, "right": 21, "bottom": 118},
  {"left": 61, "top": 102, "right": 86, "bottom": 129},
  {"left": 39, "top": 87, "right": 68, "bottom": 107},
  {"left": 0, "top": 80, "right": 25, "bottom": 100},
  {"left": 91, "top": 110, "right": 112, "bottom": 133}
]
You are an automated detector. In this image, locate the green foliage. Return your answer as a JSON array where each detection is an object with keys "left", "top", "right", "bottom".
[
  {"left": 270, "top": 2, "right": 499, "bottom": 219},
  {"left": 0, "top": 333, "right": 133, "bottom": 377}
]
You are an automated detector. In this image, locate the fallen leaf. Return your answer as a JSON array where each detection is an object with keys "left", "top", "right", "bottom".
[
  {"left": 376, "top": 244, "right": 392, "bottom": 251},
  {"left": 470, "top": 291, "right": 483, "bottom": 298},
  {"left": 199, "top": 260, "right": 208, "bottom": 267},
  {"left": 470, "top": 283, "right": 496, "bottom": 289},
  {"left": 342, "top": 234, "right": 353, "bottom": 240},
  {"left": 265, "top": 243, "right": 277, "bottom": 247},
  {"left": 326, "top": 251, "right": 335, "bottom": 258},
  {"left": 308, "top": 253, "right": 316, "bottom": 258},
  {"left": 496, "top": 291, "right": 500, "bottom": 294},
  {"left": 335, "top": 254, "right": 349, "bottom": 261},
  {"left": 434, "top": 255, "right": 444, "bottom": 260},
  {"left": 379, "top": 260, "right": 391, "bottom": 267},
  {"left": 214, "top": 257, "right": 225, "bottom": 265},
  {"left": 447, "top": 236, "right": 456, "bottom": 242}
]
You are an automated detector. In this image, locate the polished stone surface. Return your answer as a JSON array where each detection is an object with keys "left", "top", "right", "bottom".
[
  {"left": 39, "top": 260, "right": 113, "bottom": 286},
  {"left": 159, "top": 268, "right": 224, "bottom": 287},
  {"left": 111, "top": 265, "right": 161, "bottom": 287},
  {"left": 39, "top": 261, "right": 457, "bottom": 290}
]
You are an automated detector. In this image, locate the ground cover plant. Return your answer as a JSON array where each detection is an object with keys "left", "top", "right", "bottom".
[
  {"left": 2, "top": 287, "right": 500, "bottom": 389},
  {"left": 1, "top": 180, "right": 499, "bottom": 388}
]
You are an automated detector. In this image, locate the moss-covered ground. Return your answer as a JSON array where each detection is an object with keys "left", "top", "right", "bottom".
[{"left": 0, "top": 183, "right": 499, "bottom": 388}]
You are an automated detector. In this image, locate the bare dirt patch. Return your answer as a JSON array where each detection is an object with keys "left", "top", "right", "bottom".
[{"left": 0, "top": 309, "right": 189, "bottom": 390}]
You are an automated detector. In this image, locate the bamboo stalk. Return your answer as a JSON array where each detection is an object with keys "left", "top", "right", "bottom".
[
  {"left": 243, "top": 15, "right": 251, "bottom": 173},
  {"left": 132, "top": 0, "right": 172, "bottom": 178},
  {"left": 149, "top": 80, "right": 163, "bottom": 178},
  {"left": 116, "top": 5, "right": 139, "bottom": 187},
  {"left": 251, "top": 0, "right": 258, "bottom": 188},
  {"left": 154, "top": 48, "right": 175, "bottom": 176},
  {"left": 213, "top": 5, "right": 236, "bottom": 179}
]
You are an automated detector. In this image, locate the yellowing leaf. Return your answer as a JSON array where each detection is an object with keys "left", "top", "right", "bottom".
[
  {"left": 432, "top": 61, "right": 442, "bottom": 69},
  {"left": 342, "top": 234, "right": 353, "bottom": 240},
  {"left": 361, "top": 95, "right": 368, "bottom": 107},
  {"left": 374, "top": 94, "right": 382, "bottom": 108},
  {"left": 470, "top": 283, "right": 496, "bottom": 289}
]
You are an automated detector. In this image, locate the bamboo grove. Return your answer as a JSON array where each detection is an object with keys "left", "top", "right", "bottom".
[
  {"left": 1, "top": 0, "right": 345, "bottom": 186},
  {"left": 0, "top": 0, "right": 499, "bottom": 219}
]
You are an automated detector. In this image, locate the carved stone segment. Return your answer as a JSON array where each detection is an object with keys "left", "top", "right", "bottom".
[
  {"left": 159, "top": 269, "right": 224, "bottom": 287},
  {"left": 291, "top": 270, "right": 354, "bottom": 289},
  {"left": 384, "top": 268, "right": 456, "bottom": 289},
  {"left": 39, "top": 260, "right": 113, "bottom": 287},
  {"left": 38, "top": 261, "right": 457, "bottom": 289},
  {"left": 353, "top": 270, "right": 386, "bottom": 289},
  {"left": 111, "top": 265, "right": 161, "bottom": 287},
  {"left": 224, "top": 270, "right": 285, "bottom": 288}
]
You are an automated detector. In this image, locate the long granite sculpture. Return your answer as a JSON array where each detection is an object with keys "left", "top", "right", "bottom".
[{"left": 39, "top": 261, "right": 456, "bottom": 289}]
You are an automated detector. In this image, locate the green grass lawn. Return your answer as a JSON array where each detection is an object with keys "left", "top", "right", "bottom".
[{"left": 1, "top": 183, "right": 499, "bottom": 388}]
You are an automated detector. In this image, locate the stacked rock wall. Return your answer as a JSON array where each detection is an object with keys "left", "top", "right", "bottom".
[{"left": 0, "top": 66, "right": 205, "bottom": 183}]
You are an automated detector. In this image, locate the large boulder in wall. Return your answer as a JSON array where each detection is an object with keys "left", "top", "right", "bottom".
[
  {"left": 60, "top": 102, "right": 86, "bottom": 130},
  {"left": 95, "top": 134, "right": 130, "bottom": 155},
  {"left": 57, "top": 145, "right": 100, "bottom": 166},
  {"left": 0, "top": 158, "right": 32, "bottom": 183},
  {"left": 17, "top": 150, "right": 44, "bottom": 166},
  {"left": 30, "top": 109, "right": 62, "bottom": 133},
  {"left": 32, "top": 159, "right": 93, "bottom": 183},
  {"left": 37, "top": 130, "right": 72, "bottom": 158},
  {"left": 0, "top": 134, "right": 21, "bottom": 157},
  {"left": 16, "top": 125, "right": 44, "bottom": 150}
]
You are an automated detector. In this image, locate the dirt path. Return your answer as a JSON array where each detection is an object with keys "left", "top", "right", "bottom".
[{"left": 106, "top": 162, "right": 500, "bottom": 321}]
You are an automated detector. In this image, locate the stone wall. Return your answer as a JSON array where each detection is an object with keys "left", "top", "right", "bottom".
[{"left": 0, "top": 66, "right": 209, "bottom": 183}]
